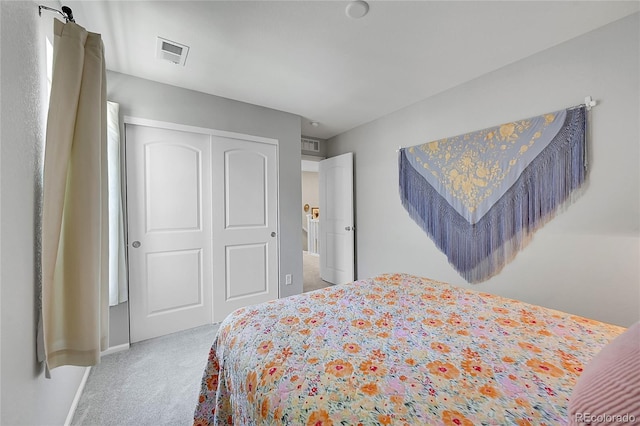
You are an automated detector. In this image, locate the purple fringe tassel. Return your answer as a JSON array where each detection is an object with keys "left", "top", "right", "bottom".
[{"left": 399, "top": 107, "right": 587, "bottom": 283}]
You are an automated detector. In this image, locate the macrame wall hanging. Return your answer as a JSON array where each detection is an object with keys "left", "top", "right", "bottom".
[{"left": 399, "top": 104, "right": 588, "bottom": 283}]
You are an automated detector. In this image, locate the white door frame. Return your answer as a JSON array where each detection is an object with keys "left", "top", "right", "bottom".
[
  {"left": 123, "top": 116, "right": 280, "bottom": 327},
  {"left": 123, "top": 117, "right": 279, "bottom": 147}
]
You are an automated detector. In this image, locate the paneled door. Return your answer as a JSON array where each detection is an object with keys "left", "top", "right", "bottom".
[
  {"left": 319, "top": 152, "right": 355, "bottom": 285},
  {"left": 212, "top": 136, "right": 279, "bottom": 322},
  {"left": 126, "top": 124, "right": 213, "bottom": 343}
]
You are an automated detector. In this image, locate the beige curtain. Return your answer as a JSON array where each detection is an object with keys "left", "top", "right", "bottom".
[{"left": 41, "top": 19, "right": 108, "bottom": 370}]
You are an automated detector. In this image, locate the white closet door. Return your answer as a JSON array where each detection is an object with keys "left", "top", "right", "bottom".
[
  {"left": 212, "top": 136, "right": 279, "bottom": 322},
  {"left": 126, "top": 124, "right": 212, "bottom": 343}
]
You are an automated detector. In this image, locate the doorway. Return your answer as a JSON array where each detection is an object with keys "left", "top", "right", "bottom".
[
  {"left": 318, "top": 152, "right": 355, "bottom": 285},
  {"left": 301, "top": 153, "right": 356, "bottom": 291},
  {"left": 301, "top": 157, "right": 330, "bottom": 292}
]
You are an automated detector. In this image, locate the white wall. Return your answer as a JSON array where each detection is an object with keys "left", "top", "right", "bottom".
[
  {"left": 106, "top": 71, "right": 303, "bottom": 346},
  {"left": 327, "top": 13, "right": 640, "bottom": 327},
  {"left": 302, "top": 171, "right": 319, "bottom": 225},
  {"left": 301, "top": 171, "right": 319, "bottom": 249},
  {"left": 1, "top": 1, "right": 88, "bottom": 424}
]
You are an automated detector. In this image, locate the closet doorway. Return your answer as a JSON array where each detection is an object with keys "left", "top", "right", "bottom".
[{"left": 126, "top": 120, "right": 279, "bottom": 342}]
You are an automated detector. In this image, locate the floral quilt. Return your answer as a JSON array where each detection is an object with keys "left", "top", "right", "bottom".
[{"left": 194, "top": 273, "right": 624, "bottom": 425}]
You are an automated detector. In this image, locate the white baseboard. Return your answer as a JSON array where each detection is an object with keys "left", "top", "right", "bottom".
[
  {"left": 64, "top": 366, "right": 91, "bottom": 426},
  {"left": 101, "top": 343, "right": 130, "bottom": 356}
]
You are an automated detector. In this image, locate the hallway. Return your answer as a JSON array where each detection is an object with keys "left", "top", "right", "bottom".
[{"left": 302, "top": 251, "right": 332, "bottom": 292}]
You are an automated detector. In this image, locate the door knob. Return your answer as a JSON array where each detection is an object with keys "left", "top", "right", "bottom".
[
  {"left": 345, "top": 226, "right": 351, "bottom": 231},
  {"left": 132, "top": 241, "right": 141, "bottom": 248},
  {"left": 271, "top": 232, "right": 276, "bottom": 237}
]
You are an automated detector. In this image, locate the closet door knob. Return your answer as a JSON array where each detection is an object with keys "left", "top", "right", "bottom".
[
  {"left": 132, "top": 241, "right": 141, "bottom": 248},
  {"left": 271, "top": 232, "right": 276, "bottom": 237}
]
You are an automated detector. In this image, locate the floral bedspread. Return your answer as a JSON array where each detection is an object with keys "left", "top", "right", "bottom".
[{"left": 194, "top": 273, "right": 624, "bottom": 426}]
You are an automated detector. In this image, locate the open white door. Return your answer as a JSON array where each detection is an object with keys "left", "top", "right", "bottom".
[
  {"left": 319, "top": 152, "right": 354, "bottom": 285},
  {"left": 212, "top": 136, "right": 279, "bottom": 322},
  {"left": 126, "top": 125, "right": 213, "bottom": 343}
]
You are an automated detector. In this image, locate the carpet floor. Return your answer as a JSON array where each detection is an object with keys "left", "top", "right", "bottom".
[
  {"left": 72, "top": 253, "right": 329, "bottom": 425},
  {"left": 71, "top": 324, "right": 218, "bottom": 426},
  {"left": 303, "top": 251, "right": 332, "bottom": 292}
]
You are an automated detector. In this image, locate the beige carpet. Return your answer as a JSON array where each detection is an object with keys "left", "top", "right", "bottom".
[{"left": 303, "top": 251, "right": 332, "bottom": 292}]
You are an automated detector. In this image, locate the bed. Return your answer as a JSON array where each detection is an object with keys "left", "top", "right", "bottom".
[{"left": 193, "top": 273, "right": 624, "bottom": 425}]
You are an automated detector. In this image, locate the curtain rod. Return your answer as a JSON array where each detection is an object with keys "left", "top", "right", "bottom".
[
  {"left": 38, "top": 5, "right": 75, "bottom": 23},
  {"left": 395, "top": 96, "right": 597, "bottom": 153}
]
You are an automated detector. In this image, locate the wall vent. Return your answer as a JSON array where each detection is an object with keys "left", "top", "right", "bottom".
[
  {"left": 301, "top": 137, "right": 320, "bottom": 153},
  {"left": 156, "top": 37, "right": 189, "bottom": 66}
]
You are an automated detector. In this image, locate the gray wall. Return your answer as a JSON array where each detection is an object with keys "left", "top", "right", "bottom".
[
  {"left": 327, "top": 13, "right": 640, "bottom": 327},
  {"left": 1, "top": 1, "right": 88, "bottom": 424},
  {"left": 106, "top": 71, "right": 303, "bottom": 346}
]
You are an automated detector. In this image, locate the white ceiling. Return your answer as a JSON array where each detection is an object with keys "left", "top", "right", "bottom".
[{"left": 64, "top": 1, "right": 639, "bottom": 140}]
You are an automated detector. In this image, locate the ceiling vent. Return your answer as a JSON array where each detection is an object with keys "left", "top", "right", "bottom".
[
  {"left": 156, "top": 37, "right": 189, "bottom": 66},
  {"left": 301, "top": 137, "right": 320, "bottom": 153}
]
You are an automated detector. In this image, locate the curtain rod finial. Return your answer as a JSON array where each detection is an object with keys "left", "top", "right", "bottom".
[
  {"left": 585, "top": 96, "right": 596, "bottom": 111},
  {"left": 61, "top": 5, "right": 75, "bottom": 22}
]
